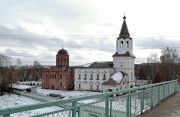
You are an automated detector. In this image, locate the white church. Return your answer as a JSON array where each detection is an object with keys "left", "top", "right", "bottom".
[{"left": 74, "top": 16, "right": 135, "bottom": 92}]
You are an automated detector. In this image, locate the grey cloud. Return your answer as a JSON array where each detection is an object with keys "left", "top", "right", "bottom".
[
  {"left": 0, "top": 25, "right": 116, "bottom": 65},
  {"left": 134, "top": 36, "right": 180, "bottom": 49}
]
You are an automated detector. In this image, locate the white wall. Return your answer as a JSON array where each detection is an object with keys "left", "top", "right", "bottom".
[
  {"left": 116, "top": 38, "right": 133, "bottom": 54},
  {"left": 74, "top": 68, "right": 114, "bottom": 91},
  {"left": 113, "top": 56, "right": 135, "bottom": 86}
]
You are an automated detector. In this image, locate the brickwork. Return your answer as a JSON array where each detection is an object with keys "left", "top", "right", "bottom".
[{"left": 42, "top": 48, "right": 74, "bottom": 90}]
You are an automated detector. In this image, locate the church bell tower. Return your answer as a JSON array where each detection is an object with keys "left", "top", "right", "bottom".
[{"left": 113, "top": 15, "right": 135, "bottom": 85}]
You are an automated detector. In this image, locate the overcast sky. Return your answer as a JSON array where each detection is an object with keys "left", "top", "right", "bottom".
[{"left": 0, "top": 0, "right": 180, "bottom": 65}]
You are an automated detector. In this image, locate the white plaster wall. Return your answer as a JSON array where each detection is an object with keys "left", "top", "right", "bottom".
[
  {"left": 116, "top": 38, "right": 133, "bottom": 54},
  {"left": 113, "top": 56, "right": 135, "bottom": 85},
  {"left": 74, "top": 68, "right": 114, "bottom": 91}
]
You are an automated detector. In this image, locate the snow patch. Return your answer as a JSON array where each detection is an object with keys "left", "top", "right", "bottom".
[
  {"left": 37, "top": 87, "right": 100, "bottom": 98},
  {"left": 111, "top": 72, "right": 123, "bottom": 83},
  {"left": 12, "top": 84, "right": 36, "bottom": 90},
  {"left": 76, "top": 62, "right": 93, "bottom": 67}
]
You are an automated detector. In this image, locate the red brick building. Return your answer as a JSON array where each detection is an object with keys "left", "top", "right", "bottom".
[{"left": 42, "top": 48, "right": 74, "bottom": 90}]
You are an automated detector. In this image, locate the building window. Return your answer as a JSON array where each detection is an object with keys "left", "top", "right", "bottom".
[
  {"left": 103, "top": 74, "right": 106, "bottom": 80},
  {"left": 97, "top": 85, "right": 99, "bottom": 90},
  {"left": 60, "top": 74, "right": 62, "bottom": 79},
  {"left": 90, "top": 85, "right": 93, "bottom": 90},
  {"left": 78, "top": 84, "right": 81, "bottom": 89},
  {"left": 120, "top": 41, "right": 123, "bottom": 48},
  {"left": 97, "top": 74, "right": 99, "bottom": 80},
  {"left": 78, "top": 74, "right": 81, "bottom": 79},
  {"left": 60, "top": 82, "right": 62, "bottom": 86},
  {"left": 131, "top": 73, "right": 133, "bottom": 80},
  {"left": 90, "top": 74, "right": 93, "bottom": 80},
  {"left": 84, "top": 74, "right": 87, "bottom": 80},
  {"left": 126, "top": 41, "right": 129, "bottom": 48}
]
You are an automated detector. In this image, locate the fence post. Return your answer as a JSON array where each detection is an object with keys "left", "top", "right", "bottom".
[
  {"left": 126, "top": 91, "right": 131, "bottom": 117},
  {"left": 175, "top": 80, "right": 179, "bottom": 92},
  {"left": 78, "top": 107, "right": 81, "bottom": 117},
  {"left": 109, "top": 100, "right": 112, "bottom": 117},
  {"left": 168, "top": 83, "right": 170, "bottom": 96},
  {"left": 140, "top": 89, "right": 144, "bottom": 113},
  {"left": 158, "top": 86, "right": 160, "bottom": 102},
  {"left": 163, "top": 84, "right": 165, "bottom": 98},
  {"left": 150, "top": 86, "right": 153, "bottom": 108},
  {"left": 105, "top": 96, "right": 110, "bottom": 117},
  {"left": 72, "top": 102, "right": 77, "bottom": 117}
]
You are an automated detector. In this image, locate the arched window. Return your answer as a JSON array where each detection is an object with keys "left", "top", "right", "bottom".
[
  {"left": 64, "top": 58, "right": 66, "bottom": 65},
  {"left": 97, "top": 74, "right": 99, "bottom": 80},
  {"left": 84, "top": 74, "right": 87, "bottom": 80},
  {"left": 131, "top": 73, "right": 133, "bottom": 80},
  {"left": 126, "top": 41, "right": 129, "bottom": 48},
  {"left": 120, "top": 41, "right": 123, "bottom": 48},
  {"left": 103, "top": 74, "right": 106, "bottom": 80},
  {"left": 97, "top": 85, "right": 99, "bottom": 90},
  {"left": 61, "top": 58, "right": 63, "bottom": 65},
  {"left": 90, "top": 74, "right": 93, "bottom": 80},
  {"left": 78, "top": 74, "right": 81, "bottom": 79}
]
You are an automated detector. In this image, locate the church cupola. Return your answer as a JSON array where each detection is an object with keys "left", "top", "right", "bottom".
[
  {"left": 118, "top": 15, "right": 131, "bottom": 40},
  {"left": 56, "top": 47, "right": 69, "bottom": 67},
  {"left": 115, "top": 15, "right": 133, "bottom": 55}
]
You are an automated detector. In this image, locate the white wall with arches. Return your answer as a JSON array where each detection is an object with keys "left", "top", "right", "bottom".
[{"left": 74, "top": 68, "right": 114, "bottom": 91}]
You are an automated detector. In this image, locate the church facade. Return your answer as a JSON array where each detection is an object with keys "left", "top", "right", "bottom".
[
  {"left": 74, "top": 16, "right": 135, "bottom": 92},
  {"left": 42, "top": 48, "right": 74, "bottom": 90}
]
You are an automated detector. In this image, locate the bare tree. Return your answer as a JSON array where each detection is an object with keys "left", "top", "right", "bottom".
[
  {"left": 147, "top": 53, "right": 159, "bottom": 83},
  {"left": 160, "top": 47, "right": 179, "bottom": 81},
  {"left": 0, "top": 54, "right": 12, "bottom": 96},
  {"left": 33, "top": 61, "right": 43, "bottom": 81},
  {"left": 147, "top": 53, "right": 159, "bottom": 63},
  {"left": 20, "top": 65, "right": 32, "bottom": 81}
]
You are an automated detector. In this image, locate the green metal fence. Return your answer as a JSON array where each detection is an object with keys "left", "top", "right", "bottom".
[{"left": 0, "top": 80, "right": 178, "bottom": 117}]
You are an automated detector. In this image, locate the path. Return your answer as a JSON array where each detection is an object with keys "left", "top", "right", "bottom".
[{"left": 138, "top": 92, "right": 180, "bottom": 117}]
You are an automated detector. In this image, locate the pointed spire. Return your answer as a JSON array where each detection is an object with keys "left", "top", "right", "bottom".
[
  {"left": 123, "top": 12, "right": 126, "bottom": 20},
  {"left": 62, "top": 43, "right": 64, "bottom": 49},
  {"left": 118, "top": 15, "right": 130, "bottom": 39}
]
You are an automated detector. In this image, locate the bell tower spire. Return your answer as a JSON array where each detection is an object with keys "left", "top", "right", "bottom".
[
  {"left": 118, "top": 14, "right": 130, "bottom": 39},
  {"left": 115, "top": 16, "right": 133, "bottom": 55}
]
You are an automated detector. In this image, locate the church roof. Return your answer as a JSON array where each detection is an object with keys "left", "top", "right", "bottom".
[
  {"left": 75, "top": 61, "right": 113, "bottom": 68},
  {"left": 89, "top": 62, "right": 113, "bottom": 68},
  {"left": 112, "top": 51, "right": 135, "bottom": 58},
  {"left": 102, "top": 78, "right": 119, "bottom": 85},
  {"left": 57, "top": 48, "right": 68, "bottom": 55},
  {"left": 102, "top": 71, "right": 127, "bottom": 85},
  {"left": 117, "top": 15, "right": 131, "bottom": 40}
]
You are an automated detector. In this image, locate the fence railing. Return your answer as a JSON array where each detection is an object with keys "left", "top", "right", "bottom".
[{"left": 0, "top": 80, "right": 178, "bottom": 117}]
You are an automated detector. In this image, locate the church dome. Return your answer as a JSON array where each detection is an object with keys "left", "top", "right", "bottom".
[{"left": 57, "top": 48, "right": 68, "bottom": 55}]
